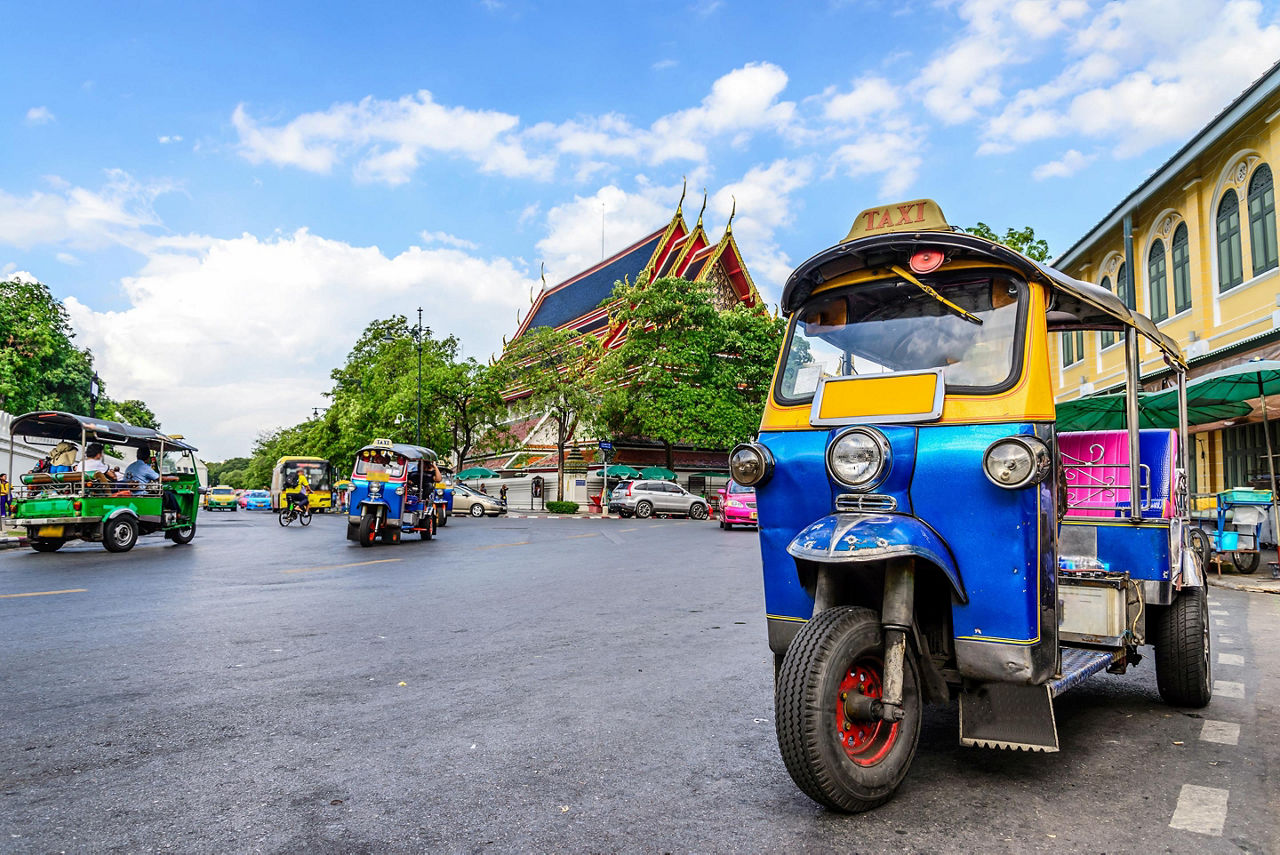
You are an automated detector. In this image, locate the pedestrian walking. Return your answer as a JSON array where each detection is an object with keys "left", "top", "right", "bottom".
[
  {"left": 500, "top": 484, "right": 508, "bottom": 506},
  {"left": 0, "top": 473, "right": 10, "bottom": 520}
]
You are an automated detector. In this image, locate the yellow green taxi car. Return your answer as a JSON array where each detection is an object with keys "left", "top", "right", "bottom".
[{"left": 205, "top": 485, "right": 238, "bottom": 511}]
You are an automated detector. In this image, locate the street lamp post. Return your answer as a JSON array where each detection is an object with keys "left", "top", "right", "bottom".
[
  {"left": 89, "top": 373, "right": 100, "bottom": 417},
  {"left": 415, "top": 307, "right": 423, "bottom": 447}
]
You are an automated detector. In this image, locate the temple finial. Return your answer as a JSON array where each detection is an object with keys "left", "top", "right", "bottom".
[
  {"left": 727, "top": 195, "right": 736, "bottom": 231},
  {"left": 696, "top": 189, "right": 707, "bottom": 227},
  {"left": 540, "top": 261, "right": 547, "bottom": 291},
  {"left": 677, "top": 176, "right": 687, "bottom": 215}
]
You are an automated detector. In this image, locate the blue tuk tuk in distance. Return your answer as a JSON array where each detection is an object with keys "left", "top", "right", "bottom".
[
  {"left": 346, "top": 439, "right": 439, "bottom": 546},
  {"left": 731, "top": 199, "right": 1208, "bottom": 812}
]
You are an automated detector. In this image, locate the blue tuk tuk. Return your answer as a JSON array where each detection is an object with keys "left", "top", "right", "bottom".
[
  {"left": 733, "top": 200, "right": 1207, "bottom": 812},
  {"left": 346, "top": 439, "right": 439, "bottom": 546}
]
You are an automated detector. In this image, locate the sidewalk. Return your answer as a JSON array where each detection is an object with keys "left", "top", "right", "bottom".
[{"left": 1205, "top": 546, "right": 1280, "bottom": 595}]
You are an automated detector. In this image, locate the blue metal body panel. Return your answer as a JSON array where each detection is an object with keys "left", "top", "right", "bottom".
[{"left": 1062, "top": 520, "right": 1172, "bottom": 582}]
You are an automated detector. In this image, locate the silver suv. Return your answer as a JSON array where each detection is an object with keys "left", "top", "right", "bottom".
[{"left": 609, "top": 480, "right": 709, "bottom": 520}]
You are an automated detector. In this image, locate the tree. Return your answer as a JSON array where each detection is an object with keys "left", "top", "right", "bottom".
[
  {"left": 596, "top": 275, "right": 785, "bottom": 468},
  {"left": 113, "top": 399, "right": 160, "bottom": 430},
  {"left": 0, "top": 278, "right": 97, "bottom": 415},
  {"left": 500, "top": 326, "right": 601, "bottom": 501},
  {"left": 964, "top": 223, "right": 1051, "bottom": 262},
  {"left": 436, "top": 358, "right": 505, "bottom": 470}
]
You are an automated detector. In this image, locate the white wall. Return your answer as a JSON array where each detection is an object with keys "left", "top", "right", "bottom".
[{"left": 0, "top": 410, "right": 45, "bottom": 476}]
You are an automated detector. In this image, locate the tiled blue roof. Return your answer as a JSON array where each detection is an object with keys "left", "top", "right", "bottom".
[{"left": 523, "top": 232, "right": 662, "bottom": 334}]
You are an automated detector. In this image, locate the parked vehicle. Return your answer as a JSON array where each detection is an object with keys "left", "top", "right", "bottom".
[
  {"left": 346, "top": 439, "right": 439, "bottom": 546},
  {"left": 717, "top": 480, "right": 757, "bottom": 529},
  {"left": 737, "top": 198, "right": 1208, "bottom": 813},
  {"left": 242, "top": 489, "right": 272, "bottom": 511},
  {"left": 451, "top": 483, "right": 505, "bottom": 518},
  {"left": 205, "top": 485, "right": 238, "bottom": 511},
  {"left": 609, "top": 479, "right": 709, "bottom": 519},
  {"left": 7, "top": 411, "right": 199, "bottom": 553}
]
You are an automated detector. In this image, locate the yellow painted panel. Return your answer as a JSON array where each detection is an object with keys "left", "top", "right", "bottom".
[{"left": 817, "top": 374, "right": 938, "bottom": 421}]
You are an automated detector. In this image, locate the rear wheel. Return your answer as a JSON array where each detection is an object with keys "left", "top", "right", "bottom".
[
  {"left": 168, "top": 523, "right": 195, "bottom": 544},
  {"left": 775, "top": 606, "right": 922, "bottom": 813},
  {"left": 357, "top": 514, "right": 378, "bottom": 547},
  {"left": 635, "top": 501, "right": 653, "bottom": 519},
  {"left": 1187, "top": 527, "right": 1211, "bottom": 568},
  {"left": 470, "top": 503, "right": 485, "bottom": 518},
  {"left": 30, "top": 539, "right": 64, "bottom": 553},
  {"left": 1152, "top": 585, "right": 1212, "bottom": 708},
  {"left": 689, "top": 503, "right": 708, "bottom": 520},
  {"left": 1231, "top": 551, "right": 1260, "bottom": 574},
  {"left": 102, "top": 517, "right": 138, "bottom": 553}
]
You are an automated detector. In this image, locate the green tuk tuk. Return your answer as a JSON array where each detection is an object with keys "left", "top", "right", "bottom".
[{"left": 7, "top": 411, "right": 199, "bottom": 553}]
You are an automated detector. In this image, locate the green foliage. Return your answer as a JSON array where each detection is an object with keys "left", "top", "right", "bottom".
[
  {"left": 964, "top": 223, "right": 1051, "bottom": 262},
  {"left": 596, "top": 276, "right": 785, "bottom": 459},
  {"left": 206, "top": 456, "right": 252, "bottom": 489},
  {"left": 0, "top": 278, "right": 97, "bottom": 415},
  {"left": 500, "top": 326, "right": 601, "bottom": 500},
  {"left": 112, "top": 399, "right": 160, "bottom": 430},
  {"left": 545, "top": 501, "right": 579, "bottom": 514}
]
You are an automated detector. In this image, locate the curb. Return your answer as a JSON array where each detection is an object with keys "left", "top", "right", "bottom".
[
  {"left": 0, "top": 536, "right": 29, "bottom": 550},
  {"left": 1206, "top": 574, "right": 1280, "bottom": 595}
]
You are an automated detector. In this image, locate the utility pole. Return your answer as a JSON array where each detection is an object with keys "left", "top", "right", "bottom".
[{"left": 416, "top": 307, "right": 423, "bottom": 447}]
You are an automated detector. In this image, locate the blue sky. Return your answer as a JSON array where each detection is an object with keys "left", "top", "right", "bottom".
[{"left": 4, "top": 0, "right": 1280, "bottom": 459}]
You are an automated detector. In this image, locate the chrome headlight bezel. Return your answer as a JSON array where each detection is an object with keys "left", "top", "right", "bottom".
[
  {"left": 826, "top": 427, "right": 890, "bottom": 490},
  {"left": 982, "top": 436, "right": 1051, "bottom": 490},
  {"left": 729, "top": 442, "right": 775, "bottom": 487}
]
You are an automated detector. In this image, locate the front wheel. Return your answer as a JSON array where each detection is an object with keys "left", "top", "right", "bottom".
[
  {"left": 1231, "top": 550, "right": 1260, "bottom": 574},
  {"left": 299, "top": 510, "right": 312, "bottom": 527},
  {"left": 437, "top": 509, "right": 448, "bottom": 527},
  {"left": 1152, "top": 586, "right": 1212, "bottom": 708},
  {"left": 775, "top": 606, "right": 922, "bottom": 813},
  {"left": 168, "top": 523, "right": 196, "bottom": 544},
  {"left": 689, "top": 503, "right": 708, "bottom": 520},
  {"left": 635, "top": 501, "right": 653, "bottom": 519},
  {"left": 470, "top": 503, "right": 485, "bottom": 518},
  {"left": 103, "top": 517, "right": 139, "bottom": 553},
  {"left": 30, "top": 538, "right": 64, "bottom": 553},
  {"left": 357, "top": 514, "right": 378, "bottom": 548}
]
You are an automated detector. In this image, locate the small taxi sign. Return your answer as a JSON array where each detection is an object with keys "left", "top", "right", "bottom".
[
  {"left": 843, "top": 199, "right": 950, "bottom": 243},
  {"left": 373, "top": 438, "right": 393, "bottom": 447}
]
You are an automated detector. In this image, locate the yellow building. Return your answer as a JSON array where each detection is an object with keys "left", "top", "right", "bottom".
[{"left": 1053, "top": 60, "right": 1280, "bottom": 497}]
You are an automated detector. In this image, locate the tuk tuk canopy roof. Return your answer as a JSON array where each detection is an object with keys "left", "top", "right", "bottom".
[
  {"left": 9, "top": 410, "right": 198, "bottom": 452},
  {"left": 780, "top": 231, "right": 1184, "bottom": 367},
  {"left": 355, "top": 442, "right": 437, "bottom": 462}
]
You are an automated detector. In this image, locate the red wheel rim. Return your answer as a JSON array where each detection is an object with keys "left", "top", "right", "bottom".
[{"left": 836, "top": 658, "right": 899, "bottom": 767}]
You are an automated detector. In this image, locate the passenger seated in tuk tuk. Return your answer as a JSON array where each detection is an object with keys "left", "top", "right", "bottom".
[
  {"left": 125, "top": 448, "right": 161, "bottom": 495},
  {"left": 49, "top": 440, "right": 78, "bottom": 473}
]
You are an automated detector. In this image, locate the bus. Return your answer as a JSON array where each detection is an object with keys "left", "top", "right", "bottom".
[{"left": 270, "top": 456, "right": 336, "bottom": 512}]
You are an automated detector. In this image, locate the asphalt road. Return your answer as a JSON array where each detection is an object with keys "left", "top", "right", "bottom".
[{"left": 2, "top": 511, "right": 1278, "bottom": 853}]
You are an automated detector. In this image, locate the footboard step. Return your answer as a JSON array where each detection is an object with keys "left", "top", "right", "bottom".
[
  {"left": 1049, "top": 648, "right": 1123, "bottom": 698},
  {"left": 960, "top": 683, "right": 1059, "bottom": 752}
]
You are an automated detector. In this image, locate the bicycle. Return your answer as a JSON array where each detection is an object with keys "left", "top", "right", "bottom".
[{"left": 278, "top": 499, "right": 312, "bottom": 527}]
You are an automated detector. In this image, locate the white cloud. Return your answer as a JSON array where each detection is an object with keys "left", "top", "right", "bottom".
[
  {"left": 55, "top": 252, "right": 83, "bottom": 266},
  {"left": 158, "top": 135, "right": 183, "bottom": 144},
  {"left": 829, "top": 128, "right": 924, "bottom": 198},
  {"left": 63, "top": 229, "right": 533, "bottom": 459},
  {"left": 0, "top": 171, "right": 173, "bottom": 251},
  {"left": 1033, "top": 149, "right": 1095, "bottom": 179},
  {"left": 710, "top": 159, "right": 815, "bottom": 295},
  {"left": 535, "top": 183, "right": 677, "bottom": 282},
  {"left": 420, "top": 230, "right": 479, "bottom": 250},
  {"left": 25, "top": 106, "right": 55, "bottom": 125},
  {"left": 649, "top": 63, "right": 796, "bottom": 162},
  {"left": 652, "top": 59, "right": 679, "bottom": 71},
  {"left": 822, "top": 77, "right": 902, "bottom": 124}
]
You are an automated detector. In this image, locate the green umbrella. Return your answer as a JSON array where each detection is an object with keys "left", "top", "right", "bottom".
[
  {"left": 456, "top": 467, "right": 498, "bottom": 480},
  {"left": 597, "top": 464, "right": 641, "bottom": 478},
  {"left": 1055, "top": 392, "right": 1251, "bottom": 432},
  {"left": 638, "top": 466, "right": 677, "bottom": 481}
]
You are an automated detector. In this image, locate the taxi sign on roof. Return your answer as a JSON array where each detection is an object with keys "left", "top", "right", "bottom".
[
  {"left": 373, "top": 437, "right": 393, "bottom": 447},
  {"left": 843, "top": 199, "right": 951, "bottom": 243}
]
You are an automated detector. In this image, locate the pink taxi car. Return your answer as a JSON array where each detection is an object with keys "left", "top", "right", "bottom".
[{"left": 717, "top": 480, "right": 758, "bottom": 530}]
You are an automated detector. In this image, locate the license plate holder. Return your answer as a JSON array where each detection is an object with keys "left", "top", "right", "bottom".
[{"left": 37, "top": 525, "right": 64, "bottom": 538}]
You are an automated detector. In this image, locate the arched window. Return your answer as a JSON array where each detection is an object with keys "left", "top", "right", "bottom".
[
  {"left": 1115, "top": 262, "right": 1135, "bottom": 311},
  {"left": 1171, "top": 223, "right": 1191, "bottom": 314},
  {"left": 1061, "top": 330, "right": 1084, "bottom": 367},
  {"left": 1248, "top": 164, "right": 1278, "bottom": 276},
  {"left": 1217, "top": 189, "right": 1244, "bottom": 291},
  {"left": 1147, "top": 238, "right": 1167, "bottom": 322},
  {"left": 1100, "top": 275, "right": 1115, "bottom": 348}
]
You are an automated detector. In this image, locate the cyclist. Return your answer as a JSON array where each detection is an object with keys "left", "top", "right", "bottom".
[{"left": 288, "top": 470, "right": 312, "bottom": 517}]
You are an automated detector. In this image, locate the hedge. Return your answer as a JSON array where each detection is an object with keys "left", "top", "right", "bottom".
[{"left": 546, "top": 501, "right": 579, "bottom": 514}]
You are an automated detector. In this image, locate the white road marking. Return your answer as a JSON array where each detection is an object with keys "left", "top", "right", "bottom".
[
  {"left": 1219, "top": 636, "right": 1237, "bottom": 644},
  {"left": 1213, "top": 680, "right": 1245, "bottom": 699},
  {"left": 1209, "top": 600, "right": 1221, "bottom": 605},
  {"left": 1199, "top": 720, "right": 1240, "bottom": 745},
  {"left": 1210, "top": 609, "right": 1229, "bottom": 615},
  {"left": 1218, "top": 653, "right": 1244, "bottom": 666},
  {"left": 1215, "top": 619, "right": 1230, "bottom": 627},
  {"left": 1170, "top": 785, "right": 1228, "bottom": 836}
]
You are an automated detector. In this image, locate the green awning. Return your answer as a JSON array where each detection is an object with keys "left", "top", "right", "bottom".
[
  {"left": 638, "top": 466, "right": 677, "bottom": 481},
  {"left": 1055, "top": 392, "right": 1250, "bottom": 432},
  {"left": 598, "top": 464, "right": 641, "bottom": 478},
  {"left": 456, "top": 467, "right": 498, "bottom": 480}
]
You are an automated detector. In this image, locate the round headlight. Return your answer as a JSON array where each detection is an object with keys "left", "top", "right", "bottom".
[
  {"left": 827, "top": 427, "right": 889, "bottom": 489},
  {"left": 729, "top": 442, "right": 774, "bottom": 487},
  {"left": 983, "top": 436, "right": 1051, "bottom": 489}
]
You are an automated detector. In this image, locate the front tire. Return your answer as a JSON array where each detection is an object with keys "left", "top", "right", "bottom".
[
  {"left": 30, "top": 539, "right": 64, "bottom": 553},
  {"left": 635, "top": 501, "right": 653, "bottom": 519},
  {"left": 689, "top": 503, "right": 708, "bottom": 520},
  {"left": 470, "top": 503, "right": 485, "bottom": 518},
  {"left": 102, "top": 517, "right": 139, "bottom": 553},
  {"left": 437, "top": 509, "right": 448, "bottom": 527},
  {"left": 1231, "top": 551, "right": 1260, "bottom": 574},
  {"left": 357, "top": 514, "right": 378, "bottom": 547},
  {"left": 299, "top": 510, "right": 312, "bottom": 527},
  {"left": 278, "top": 509, "right": 291, "bottom": 527},
  {"left": 775, "top": 606, "right": 922, "bottom": 813},
  {"left": 1152, "top": 586, "right": 1212, "bottom": 707}
]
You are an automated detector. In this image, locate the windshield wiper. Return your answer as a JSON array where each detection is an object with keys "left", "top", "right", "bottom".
[{"left": 889, "top": 264, "right": 983, "bottom": 325}]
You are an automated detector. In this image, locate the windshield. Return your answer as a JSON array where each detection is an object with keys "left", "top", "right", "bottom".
[
  {"left": 778, "top": 274, "right": 1025, "bottom": 401},
  {"left": 727, "top": 481, "right": 753, "bottom": 494},
  {"left": 160, "top": 450, "right": 195, "bottom": 475},
  {"left": 285, "top": 460, "right": 333, "bottom": 490},
  {"left": 355, "top": 450, "right": 406, "bottom": 480},
  {"left": 211, "top": 488, "right": 234, "bottom": 495}
]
